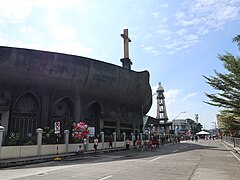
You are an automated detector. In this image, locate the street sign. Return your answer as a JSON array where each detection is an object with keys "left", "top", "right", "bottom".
[
  {"left": 88, "top": 127, "right": 95, "bottom": 137},
  {"left": 54, "top": 121, "right": 60, "bottom": 134}
]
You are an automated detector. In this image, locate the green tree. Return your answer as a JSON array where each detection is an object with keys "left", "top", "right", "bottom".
[
  {"left": 187, "top": 118, "right": 202, "bottom": 134},
  {"left": 218, "top": 114, "right": 240, "bottom": 137},
  {"left": 203, "top": 35, "right": 240, "bottom": 117}
]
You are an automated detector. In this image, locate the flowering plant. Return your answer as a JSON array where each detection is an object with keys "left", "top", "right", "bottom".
[{"left": 72, "top": 122, "right": 90, "bottom": 139}]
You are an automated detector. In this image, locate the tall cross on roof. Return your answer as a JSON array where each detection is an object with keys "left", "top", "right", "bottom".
[{"left": 121, "top": 29, "right": 131, "bottom": 58}]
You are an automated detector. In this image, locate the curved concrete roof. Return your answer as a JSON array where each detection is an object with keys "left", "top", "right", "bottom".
[{"left": 0, "top": 46, "right": 152, "bottom": 113}]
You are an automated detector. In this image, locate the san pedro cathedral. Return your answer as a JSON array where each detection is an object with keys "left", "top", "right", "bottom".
[{"left": 0, "top": 29, "right": 153, "bottom": 138}]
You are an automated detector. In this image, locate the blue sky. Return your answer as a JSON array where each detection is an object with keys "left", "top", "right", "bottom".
[{"left": 0, "top": 0, "right": 240, "bottom": 129}]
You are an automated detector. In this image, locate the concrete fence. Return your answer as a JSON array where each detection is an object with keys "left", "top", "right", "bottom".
[{"left": 0, "top": 126, "right": 142, "bottom": 160}]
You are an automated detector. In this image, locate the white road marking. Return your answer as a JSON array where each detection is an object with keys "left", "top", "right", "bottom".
[
  {"left": 173, "top": 150, "right": 178, "bottom": 153},
  {"left": 150, "top": 156, "right": 162, "bottom": 162},
  {"left": 98, "top": 175, "right": 113, "bottom": 180},
  {"left": 222, "top": 142, "right": 240, "bottom": 162}
]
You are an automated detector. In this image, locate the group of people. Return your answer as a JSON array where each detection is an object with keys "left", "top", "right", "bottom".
[
  {"left": 75, "top": 137, "right": 98, "bottom": 155},
  {"left": 75, "top": 136, "right": 169, "bottom": 154},
  {"left": 75, "top": 138, "right": 88, "bottom": 155},
  {"left": 134, "top": 138, "right": 162, "bottom": 151}
]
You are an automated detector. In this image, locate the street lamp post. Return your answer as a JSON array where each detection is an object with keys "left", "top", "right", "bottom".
[{"left": 173, "top": 111, "right": 186, "bottom": 134}]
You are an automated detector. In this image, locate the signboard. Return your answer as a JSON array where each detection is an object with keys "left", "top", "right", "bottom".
[
  {"left": 54, "top": 121, "right": 61, "bottom": 134},
  {"left": 88, "top": 127, "right": 95, "bottom": 137}
]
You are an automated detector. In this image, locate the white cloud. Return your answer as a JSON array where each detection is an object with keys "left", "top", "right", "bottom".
[
  {"left": 161, "top": 17, "right": 168, "bottom": 23},
  {"left": 48, "top": 41, "right": 93, "bottom": 57},
  {"left": 10, "top": 41, "right": 44, "bottom": 50},
  {"left": 20, "top": 26, "right": 37, "bottom": 33},
  {"left": 197, "top": 27, "right": 209, "bottom": 35},
  {"left": 161, "top": 33, "right": 199, "bottom": 53},
  {"left": 177, "top": 0, "right": 240, "bottom": 30},
  {"left": 181, "top": 92, "right": 199, "bottom": 102},
  {"left": 165, "top": 89, "right": 182, "bottom": 105},
  {"left": 160, "top": 3, "right": 168, "bottom": 8},
  {"left": 0, "top": 0, "right": 33, "bottom": 21},
  {"left": 0, "top": 33, "right": 6, "bottom": 45},
  {"left": 145, "top": 33, "right": 154, "bottom": 38},
  {"left": 49, "top": 26, "right": 78, "bottom": 41},
  {"left": 155, "top": 29, "right": 172, "bottom": 36},
  {"left": 163, "top": 41, "right": 179, "bottom": 49},
  {"left": 152, "top": 12, "right": 160, "bottom": 19},
  {"left": 143, "top": 46, "right": 161, "bottom": 55},
  {"left": 177, "top": 28, "right": 187, "bottom": 37},
  {"left": 8, "top": 40, "right": 93, "bottom": 57},
  {"left": 184, "top": 34, "right": 199, "bottom": 42},
  {"left": 147, "top": 87, "right": 182, "bottom": 119}
]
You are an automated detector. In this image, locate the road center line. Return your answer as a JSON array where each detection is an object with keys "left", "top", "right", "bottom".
[
  {"left": 150, "top": 156, "right": 162, "bottom": 162},
  {"left": 98, "top": 175, "right": 113, "bottom": 180},
  {"left": 222, "top": 142, "right": 240, "bottom": 162}
]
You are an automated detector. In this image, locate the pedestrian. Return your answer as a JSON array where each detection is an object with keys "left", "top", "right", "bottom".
[
  {"left": 156, "top": 139, "right": 160, "bottom": 148},
  {"left": 94, "top": 137, "right": 98, "bottom": 152},
  {"left": 126, "top": 138, "right": 130, "bottom": 150},
  {"left": 195, "top": 135, "right": 198, "bottom": 142},
  {"left": 83, "top": 138, "right": 87, "bottom": 152},
  {"left": 135, "top": 139, "right": 141, "bottom": 151},
  {"left": 178, "top": 137, "right": 181, "bottom": 143},
  {"left": 148, "top": 139, "right": 153, "bottom": 151},
  {"left": 109, "top": 136, "right": 113, "bottom": 149},
  {"left": 75, "top": 145, "right": 83, "bottom": 155}
]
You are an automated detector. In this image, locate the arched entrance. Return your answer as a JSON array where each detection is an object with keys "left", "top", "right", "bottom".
[
  {"left": 10, "top": 92, "right": 39, "bottom": 136},
  {"left": 85, "top": 101, "right": 101, "bottom": 136},
  {"left": 52, "top": 97, "right": 74, "bottom": 132}
]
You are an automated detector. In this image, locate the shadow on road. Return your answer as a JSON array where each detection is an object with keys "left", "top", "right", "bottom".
[{"left": 2, "top": 140, "right": 227, "bottom": 170}]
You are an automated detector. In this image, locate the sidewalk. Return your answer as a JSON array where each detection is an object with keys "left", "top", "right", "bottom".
[
  {"left": 0, "top": 147, "right": 126, "bottom": 169},
  {"left": 222, "top": 140, "right": 240, "bottom": 154}
]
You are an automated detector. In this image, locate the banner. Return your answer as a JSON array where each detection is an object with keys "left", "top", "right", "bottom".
[
  {"left": 54, "top": 121, "right": 61, "bottom": 134},
  {"left": 142, "top": 115, "right": 149, "bottom": 131}
]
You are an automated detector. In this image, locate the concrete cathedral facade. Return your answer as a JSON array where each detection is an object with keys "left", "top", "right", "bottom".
[{"left": 0, "top": 44, "right": 152, "bottom": 137}]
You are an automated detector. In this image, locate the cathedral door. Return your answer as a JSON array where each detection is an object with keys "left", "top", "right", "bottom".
[
  {"left": 85, "top": 102, "right": 101, "bottom": 136},
  {"left": 52, "top": 98, "right": 73, "bottom": 133}
]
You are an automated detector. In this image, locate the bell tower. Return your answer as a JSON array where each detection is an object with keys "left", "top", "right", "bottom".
[{"left": 156, "top": 82, "right": 170, "bottom": 135}]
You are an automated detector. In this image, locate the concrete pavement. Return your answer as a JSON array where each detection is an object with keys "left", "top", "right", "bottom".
[{"left": 0, "top": 140, "right": 240, "bottom": 180}]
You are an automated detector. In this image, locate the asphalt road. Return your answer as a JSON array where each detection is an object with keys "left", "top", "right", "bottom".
[{"left": 0, "top": 140, "right": 240, "bottom": 180}]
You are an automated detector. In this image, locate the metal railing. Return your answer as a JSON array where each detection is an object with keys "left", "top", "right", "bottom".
[{"left": 223, "top": 136, "right": 240, "bottom": 147}]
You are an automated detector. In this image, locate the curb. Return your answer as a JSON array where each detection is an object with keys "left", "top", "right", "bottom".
[{"left": 222, "top": 140, "right": 240, "bottom": 154}]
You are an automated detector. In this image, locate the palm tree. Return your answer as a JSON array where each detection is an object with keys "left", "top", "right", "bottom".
[{"left": 232, "top": 35, "right": 240, "bottom": 48}]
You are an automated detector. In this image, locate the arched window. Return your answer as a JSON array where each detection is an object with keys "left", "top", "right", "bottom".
[{"left": 11, "top": 93, "right": 39, "bottom": 136}]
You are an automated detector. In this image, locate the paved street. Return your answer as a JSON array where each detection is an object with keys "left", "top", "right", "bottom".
[{"left": 0, "top": 140, "right": 239, "bottom": 180}]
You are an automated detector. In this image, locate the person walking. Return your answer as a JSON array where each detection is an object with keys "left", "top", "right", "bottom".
[
  {"left": 126, "top": 138, "right": 130, "bottom": 150},
  {"left": 83, "top": 138, "right": 87, "bottom": 152},
  {"left": 94, "top": 137, "right": 98, "bottom": 152},
  {"left": 135, "top": 139, "right": 141, "bottom": 151},
  {"left": 109, "top": 136, "right": 113, "bottom": 149}
]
